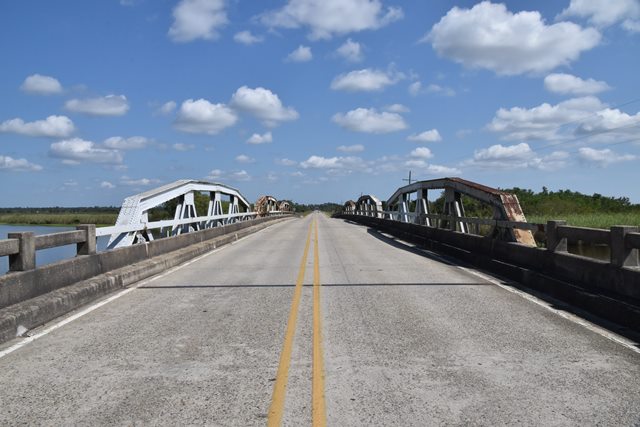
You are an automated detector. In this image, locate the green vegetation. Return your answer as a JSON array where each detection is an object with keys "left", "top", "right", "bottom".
[
  {"left": 526, "top": 213, "right": 640, "bottom": 229},
  {"left": 291, "top": 202, "right": 343, "bottom": 215},
  {"left": 506, "top": 187, "right": 640, "bottom": 229},
  {"left": 426, "top": 187, "right": 640, "bottom": 229},
  {"left": 0, "top": 207, "right": 119, "bottom": 226}
]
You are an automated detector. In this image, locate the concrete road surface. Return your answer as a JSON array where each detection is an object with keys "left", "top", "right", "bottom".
[{"left": 1, "top": 212, "right": 639, "bottom": 425}]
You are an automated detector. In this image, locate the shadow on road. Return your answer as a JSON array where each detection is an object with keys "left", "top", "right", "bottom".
[{"left": 337, "top": 220, "right": 640, "bottom": 349}]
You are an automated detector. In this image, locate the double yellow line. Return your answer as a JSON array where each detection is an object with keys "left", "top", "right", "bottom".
[{"left": 267, "top": 216, "right": 326, "bottom": 427}]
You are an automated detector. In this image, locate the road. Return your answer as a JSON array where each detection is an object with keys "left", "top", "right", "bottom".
[{"left": 1, "top": 212, "right": 639, "bottom": 425}]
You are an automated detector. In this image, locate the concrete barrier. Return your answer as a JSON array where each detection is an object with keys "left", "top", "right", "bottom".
[
  {"left": 0, "top": 216, "right": 292, "bottom": 344},
  {"left": 336, "top": 214, "right": 640, "bottom": 332}
]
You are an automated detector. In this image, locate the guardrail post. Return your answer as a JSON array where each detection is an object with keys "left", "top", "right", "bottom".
[
  {"left": 610, "top": 226, "right": 639, "bottom": 267},
  {"left": 76, "top": 224, "right": 96, "bottom": 255},
  {"left": 546, "top": 220, "right": 567, "bottom": 252},
  {"left": 8, "top": 231, "right": 35, "bottom": 271}
]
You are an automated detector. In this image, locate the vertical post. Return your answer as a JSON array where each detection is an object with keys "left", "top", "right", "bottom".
[
  {"left": 8, "top": 231, "right": 35, "bottom": 271},
  {"left": 610, "top": 226, "right": 639, "bottom": 267},
  {"left": 76, "top": 224, "right": 96, "bottom": 256},
  {"left": 546, "top": 220, "right": 567, "bottom": 252}
]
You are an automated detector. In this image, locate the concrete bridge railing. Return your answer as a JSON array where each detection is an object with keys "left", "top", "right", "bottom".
[
  {"left": 0, "top": 215, "right": 292, "bottom": 344},
  {"left": 0, "top": 225, "right": 98, "bottom": 272},
  {"left": 0, "top": 179, "right": 295, "bottom": 342},
  {"left": 337, "top": 177, "right": 640, "bottom": 330}
]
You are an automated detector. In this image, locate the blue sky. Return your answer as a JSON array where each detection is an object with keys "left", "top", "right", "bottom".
[{"left": 1, "top": 0, "right": 639, "bottom": 207}]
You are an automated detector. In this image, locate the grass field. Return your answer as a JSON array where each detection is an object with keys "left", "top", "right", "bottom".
[
  {"left": 0, "top": 213, "right": 118, "bottom": 227},
  {"left": 527, "top": 213, "right": 640, "bottom": 229}
]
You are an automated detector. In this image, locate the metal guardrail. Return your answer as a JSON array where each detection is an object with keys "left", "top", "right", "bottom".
[{"left": 341, "top": 210, "right": 640, "bottom": 268}]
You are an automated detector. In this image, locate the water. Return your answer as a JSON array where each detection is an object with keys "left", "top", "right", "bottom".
[{"left": 0, "top": 225, "right": 109, "bottom": 274}]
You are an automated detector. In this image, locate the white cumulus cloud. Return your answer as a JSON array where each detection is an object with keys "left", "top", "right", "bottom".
[
  {"left": 65, "top": 95, "right": 129, "bottom": 116},
  {"left": 120, "top": 176, "right": 160, "bottom": 186},
  {"left": 574, "top": 108, "right": 640, "bottom": 142},
  {"left": 207, "top": 169, "right": 223, "bottom": 180},
  {"left": 261, "top": 0, "right": 403, "bottom": 40},
  {"left": 422, "top": 164, "right": 461, "bottom": 175},
  {"left": 235, "top": 154, "right": 255, "bottom": 163},
  {"left": 230, "top": 86, "right": 299, "bottom": 126},
  {"left": 207, "top": 168, "right": 252, "bottom": 182},
  {"left": 0, "top": 115, "right": 75, "bottom": 138},
  {"left": 558, "top": 0, "right": 640, "bottom": 32},
  {"left": 410, "top": 147, "right": 433, "bottom": 159},
  {"left": 234, "top": 30, "right": 264, "bottom": 45},
  {"left": 331, "top": 68, "right": 403, "bottom": 92},
  {"left": 49, "top": 138, "right": 123, "bottom": 165},
  {"left": 172, "top": 143, "right": 195, "bottom": 151},
  {"left": 103, "top": 136, "right": 152, "bottom": 150},
  {"left": 174, "top": 98, "right": 238, "bottom": 134},
  {"left": 424, "top": 1, "right": 601, "bottom": 75},
  {"left": 425, "top": 83, "right": 455, "bottom": 97},
  {"left": 276, "top": 158, "right": 297, "bottom": 166},
  {"left": 300, "top": 155, "right": 365, "bottom": 169},
  {"left": 408, "top": 81, "right": 422, "bottom": 96},
  {"left": 0, "top": 155, "right": 43, "bottom": 172},
  {"left": 168, "top": 0, "right": 227, "bottom": 42},
  {"left": 332, "top": 108, "right": 407, "bottom": 134},
  {"left": 286, "top": 45, "right": 313, "bottom": 62},
  {"left": 487, "top": 96, "right": 606, "bottom": 141},
  {"left": 337, "top": 144, "right": 364, "bottom": 153},
  {"left": 544, "top": 73, "right": 610, "bottom": 95},
  {"left": 578, "top": 147, "right": 637, "bottom": 166},
  {"left": 156, "top": 101, "right": 177, "bottom": 115},
  {"left": 20, "top": 74, "right": 63, "bottom": 95},
  {"left": 385, "top": 104, "right": 409, "bottom": 113},
  {"left": 100, "top": 181, "right": 115, "bottom": 189},
  {"left": 230, "top": 170, "right": 251, "bottom": 181},
  {"left": 247, "top": 131, "right": 273, "bottom": 144},
  {"left": 336, "top": 38, "right": 364, "bottom": 62},
  {"left": 408, "top": 129, "right": 442, "bottom": 143},
  {"left": 463, "top": 142, "right": 569, "bottom": 171}
]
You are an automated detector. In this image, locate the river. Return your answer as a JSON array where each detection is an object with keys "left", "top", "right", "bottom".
[{"left": 0, "top": 225, "right": 110, "bottom": 273}]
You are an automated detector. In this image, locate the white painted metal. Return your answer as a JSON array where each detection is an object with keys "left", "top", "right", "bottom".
[{"left": 102, "top": 180, "right": 255, "bottom": 249}]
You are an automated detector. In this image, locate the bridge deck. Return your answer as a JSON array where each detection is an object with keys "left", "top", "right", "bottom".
[{"left": 0, "top": 213, "right": 639, "bottom": 425}]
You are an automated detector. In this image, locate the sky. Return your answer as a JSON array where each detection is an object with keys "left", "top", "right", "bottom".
[{"left": 1, "top": 0, "right": 639, "bottom": 207}]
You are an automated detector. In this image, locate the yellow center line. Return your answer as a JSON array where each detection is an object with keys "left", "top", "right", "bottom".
[
  {"left": 312, "top": 216, "right": 327, "bottom": 427},
  {"left": 267, "top": 219, "right": 313, "bottom": 427}
]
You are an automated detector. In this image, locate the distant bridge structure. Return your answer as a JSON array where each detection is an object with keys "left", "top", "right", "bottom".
[
  {"left": 255, "top": 195, "right": 279, "bottom": 217},
  {"left": 345, "top": 177, "right": 535, "bottom": 245}
]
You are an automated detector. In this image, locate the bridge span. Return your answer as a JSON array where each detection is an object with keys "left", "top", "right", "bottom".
[{"left": 1, "top": 212, "right": 639, "bottom": 425}]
